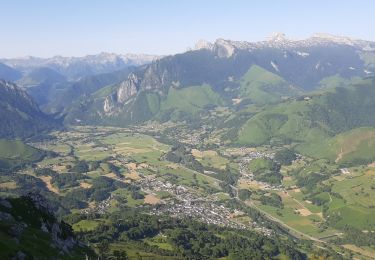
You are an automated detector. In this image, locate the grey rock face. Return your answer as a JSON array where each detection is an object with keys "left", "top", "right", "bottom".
[
  {"left": 214, "top": 39, "right": 236, "bottom": 58},
  {"left": 27, "top": 193, "right": 54, "bottom": 214},
  {"left": 103, "top": 96, "right": 115, "bottom": 113},
  {"left": 116, "top": 73, "right": 139, "bottom": 103},
  {"left": 50, "top": 223, "right": 77, "bottom": 253}
]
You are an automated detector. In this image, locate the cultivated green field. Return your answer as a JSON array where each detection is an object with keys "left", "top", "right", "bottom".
[
  {"left": 73, "top": 219, "right": 101, "bottom": 232},
  {"left": 326, "top": 168, "right": 375, "bottom": 229}
]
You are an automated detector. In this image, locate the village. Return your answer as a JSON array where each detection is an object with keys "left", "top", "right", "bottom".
[
  {"left": 29, "top": 126, "right": 282, "bottom": 238},
  {"left": 138, "top": 175, "right": 274, "bottom": 236}
]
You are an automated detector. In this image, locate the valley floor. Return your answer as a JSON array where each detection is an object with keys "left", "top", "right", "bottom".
[{"left": 1, "top": 124, "right": 375, "bottom": 258}]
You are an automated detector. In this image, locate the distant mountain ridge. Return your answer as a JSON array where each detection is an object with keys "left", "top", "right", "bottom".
[
  {"left": 0, "top": 53, "right": 156, "bottom": 113},
  {"left": 17, "top": 67, "right": 67, "bottom": 87},
  {"left": 193, "top": 33, "right": 375, "bottom": 56},
  {"left": 1, "top": 52, "right": 160, "bottom": 79}
]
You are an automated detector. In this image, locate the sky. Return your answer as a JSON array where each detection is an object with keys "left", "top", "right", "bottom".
[{"left": 0, "top": 0, "right": 374, "bottom": 58}]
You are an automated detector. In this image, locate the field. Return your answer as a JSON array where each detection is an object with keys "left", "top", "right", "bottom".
[
  {"left": 73, "top": 220, "right": 101, "bottom": 232},
  {"left": 112, "top": 189, "right": 144, "bottom": 207},
  {"left": 256, "top": 190, "right": 338, "bottom": 238},
  {"left": 109, "top": 242, "right": 181, "bottom": 260},
  {"left": 326, "top": 168, "right": 375, "bottom": 229},
  {"left": 191, "top": 149, "right": 229, "bottom": 169}
]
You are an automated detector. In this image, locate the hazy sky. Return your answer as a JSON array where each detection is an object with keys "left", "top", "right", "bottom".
[{"left": 1, "top": 0, "right": 374, "bottom": 58}]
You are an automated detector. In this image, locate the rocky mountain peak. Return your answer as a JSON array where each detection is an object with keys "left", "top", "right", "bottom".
[
  {"left": 1, "top": 53, "right": 161, "bottom": 79},
  {"left": 193, "top": 39, "right": 238, "bottom": 57},
  {"left": 214, "top": 39, "right": 237, "bottom": 58},
  {"left": 116, "top": 73, "right": 139, "bottom": 103},
  {"left": 311, "top": 33, "right": 356, "bottom": 44},
  {"left": 266, "top": 32, "right": 289, "bottom": 42},
  {"left": 192, "top": 32, "right": 372, "bottom": 57},
  {"left": 194, "top": 39, "right": 214, "bottom": 50}
]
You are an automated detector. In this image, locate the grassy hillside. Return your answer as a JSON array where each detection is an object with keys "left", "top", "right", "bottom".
[
  {"left": 237, "top": 100, "right": 317, "bottom": 146},
  {"left": 298, "top": 127, "right": 375, "bottom": 164},
  {"left": 317, "top": 74, "right": 356, "bottom": 90},
  {"left": 237, "top": 78, "right": 375, "bottom": 162},
  {"left": 160, "top": 84, "right": 223, "bottom": 113},
  {"left": 239, "top": 65, "right": 302, "bottom": 105},
  {"left": 0, "top": 139, "right": 44, "bottom": 170},
  {"left": 155, "top": 84, "right": 225, "bottom": 122}
]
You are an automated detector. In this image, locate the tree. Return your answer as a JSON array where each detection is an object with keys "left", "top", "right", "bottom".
[
  {"left": 91, "top": 161, "right": 101, "bottom": 171},
  {"left": 34, "top": 167, "right": 57, "bottom": 176},
  {"left": 260, "top": 193, "right": 283, "bottom": 208},
  {"left": 113, "top": 250, "right": 129, "bottom": 260},
  {"left": 238, "top": 189, "right": 252, "bottom": 201},
  {"left": 97, "top": 240, "right": 110, "bottom": 259},
  {"left": 248, "top": 158, "right": 282, "bottom": 184},
  {"left": 72, "top": 160, "right": 89, "bottom": 173},
  {"left": 274, "top": 149, "right": 296, "bottom": 166}
]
